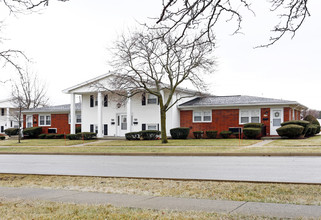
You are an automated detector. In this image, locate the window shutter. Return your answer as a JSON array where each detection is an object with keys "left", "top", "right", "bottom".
[
  {"left": 142, "top": 93, "right": 146, "bottom": 106},
  {"left": 90, "top": 124, "right": 94, "bottom": 133},
  {"left": 157, "top": 124, "right": 159, "bottom": 131},
  {"left": 142, "top": 124, "right": 146, "bottom": 131},
  {"left": 90, "top": 95, "right": 94, "bottom": 107},
  {"left": 104, "top": 124, "right": 108, "bottom": 135},
  {"left": 117, "top": 116, "right": 120, "bottom": 126},
  {"left": 104, "top": 95, "right": 108, "bottom": 107}
]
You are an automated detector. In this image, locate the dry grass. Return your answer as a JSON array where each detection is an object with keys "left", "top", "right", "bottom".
[
  {"left": 0, "top": 198, "right": 276, "bottom": 220},
  {"left": 0, "top": 139, "right": 96, "bottom": 146},
  {"left": 0, "top": 174, "right": 320, "bottom": 206},
  {"left": 267, "top": 135, "right": 321, "bottom": 147},
  {"left": 242, "top": 146, "right": 321, "bottom": 153}
]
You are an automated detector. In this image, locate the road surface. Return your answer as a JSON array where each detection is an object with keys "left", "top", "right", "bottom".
[{"left": 0, "top": 155, "right": 320, "bottom": 183}]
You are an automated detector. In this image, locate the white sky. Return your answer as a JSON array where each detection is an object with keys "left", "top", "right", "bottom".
[{"left": 1, "top": 0, "right": 320, "bottom": 109}]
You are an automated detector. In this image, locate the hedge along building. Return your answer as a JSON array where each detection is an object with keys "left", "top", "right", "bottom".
[
  {"left": 62, "top": 73, "right": 197, "bottom": 138},
  {"left": 22, "top": 103, "right": 81, "bottom": 135},
  {"left": 179, "top": 95, "right": 307, "bottom": 137}
]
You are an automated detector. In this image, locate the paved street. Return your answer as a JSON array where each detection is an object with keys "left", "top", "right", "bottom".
[{"left": 0, "top": 155, "right": 320, "bottom": 183}]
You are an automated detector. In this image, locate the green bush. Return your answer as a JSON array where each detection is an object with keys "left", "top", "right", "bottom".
[
  {"left": 55, "top": 134, "right": 65, "bottom": 139},
  {"left": 276, "top": 124, "right": 304, "bottom": 138},
  {"left": 78, "top": 132, "right": 97, "bottom": 140},
  {"left": 38, "top": 134, "right": 46, "bottom": 139},
  {"left": 305, "top": 124, "right": 318, "bottom": 137},
  {"left": 281, "top": 120, "right": 310, "bottom": 136},
  {"left": 140, "top": 130, "right": 161, "bottom": 140},
  {"left": 193, "top": 131, "right": 204, "bottom": 139},
  {"left": 220, "top": 131, "right": 232, "bottom": 139},
  {"left": 4, "top": 128, "right": 19, "bottom": 136},
  {"left": 46, "top": 134, "right": 56, "bottom": 139},
  {"left": 0, "top": 136, "right": 5, "bottom": 140},
  {"left": 170, "top": 127, "right": 190, "bottom": 139},
  {"left": 206, "top": 130, "right": 217, "bottom": 139},
  {"left": 304, "top": 115, "right": 320, "bottom": 135},
  {"left": 125, "top": 132, "right": 140, "bottom": 140},
  {"left": 243, "top": 128, "right": 262, "bottom": 139},
  {"left": 66, "top": 134, "right": 80, "bottom": 140},
  {"left": 23, "top": 127, "right": 42, "bottom": 138},
  {"left": 243, "top": 123, "right": 264, "bottom": 128}
]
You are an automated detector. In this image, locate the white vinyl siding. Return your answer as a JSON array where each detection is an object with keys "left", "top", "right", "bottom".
[
  {"left": 239, "top": 109, "right": 260, "bottom": 124},
  {"left": 193, "top": 110, "right": 212, "bottom": 122}
]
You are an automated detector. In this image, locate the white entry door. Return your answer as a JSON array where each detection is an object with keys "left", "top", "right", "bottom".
[
  {"left": 117, "top": 114, "right": 127, "bottom": 136},
  {"left": 270, "top": 109, "right": 283, "bottom": 135}
]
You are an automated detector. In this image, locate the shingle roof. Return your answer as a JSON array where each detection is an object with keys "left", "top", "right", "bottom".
[
  {"left": 22, "top": 103, "right": 81, "bottom": 113},
  {"left": 179, "top": 95, "right": 305, "bottom": 108}
]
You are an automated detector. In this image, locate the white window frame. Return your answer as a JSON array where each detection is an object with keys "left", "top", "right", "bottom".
[
  {"left": 193, "top": 110, "right": 212, "bottom": 123},
  {"left": 147, "top": 94, "right": 157, "bottom": 104},
  {"left": 239, "top": 109, "right": 261, "bottom": 124},
  {"left": 147, "top": 124, "right": 157, "bottom": 130},
  {"left": 26, "top": 115, "right": 33, "bottom": 128},
  {"left": 39, "top": 114, "right": 51, "bottom": 126},
  {"left": 69, "top": 114, "right": 81, "bottom": 124}
]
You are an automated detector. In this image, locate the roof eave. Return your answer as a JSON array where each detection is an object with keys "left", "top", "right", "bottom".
[{"left": 178, "top": 102, "right": 305, "bottom": 109}]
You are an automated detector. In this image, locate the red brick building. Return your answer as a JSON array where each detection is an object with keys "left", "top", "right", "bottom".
[
  {"left": 178, "top": 95, "right": 306, "bottom": 137},
  {"left": 22, "top": 103, "right": 81, "bottom": 134}
]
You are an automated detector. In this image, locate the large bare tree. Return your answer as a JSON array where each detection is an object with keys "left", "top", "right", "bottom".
[
  {"left": 156, "top": 0, "right": 309, "bottom": 47},
  {"left": 105, "top": 29, "right": 214, "bottom": 143}
]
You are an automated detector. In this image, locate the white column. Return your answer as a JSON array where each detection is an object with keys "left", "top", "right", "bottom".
[
  {"left": 97, "top": 92, "right": 103, "bottom": 138},
  {"left": 70, "top": 93, "right": 76, "bottom": 134},
  {"left": 292, "top": 108, "right": 295, "bottom": 120},
  {"left": 6, "top": 108, "right": 10, "bottom": 129},
  {"left": 126, "top": 92, "right": 132, "bottom": 133}
]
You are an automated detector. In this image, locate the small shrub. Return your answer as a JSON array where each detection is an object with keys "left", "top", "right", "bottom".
[
  {"left": 46, "top": 134, "right": 56, "bottom": 139},
  {"left": 281, "top": 120, "right": 310, "bottom": 136},
  {"left": 206, "top": 130, "right": 217, "bottom": 139},
  {"left": 243, "top": 123, "right": 264, "bottom": 128},
  {"left": 140, "top": 130, "right": 161, "bottom": 140},
  {"left": 305, "top": 124, "right": 318, "bottom": 137},
  {"left": 4, "top": 128, "right": 19, "bottom": 136},
  {"left": 78, "top": 132, "right": 97, "bottom": 140},
  {"left": 125, "top": 132, "right": 140, "bottom": 140},
  {"left": 55, "top": 134, "right": 65, "bottom": 139},
  {"left": 243, "top": 128, "right": 262, "bottom": 139},
  {"left": 0, "top": 136, "right": 5, "bottom": 140},
  {"left": 276, "top": 124, "right": 304, "bottom": 138},
  {"left": 38, "top": 134, "right": 46, "bottom": 139},
  {"left": 220, "top": 131, "right": 232, "bottom": 139},
  {"left": 304, "top": 115, "right": 320, "bottom": 135},
  {"left": 66, "top": 134, "right": 80, "bottom": 140},
  {"left": 23, "top": 127, "right": 42, "bottom": 138},
  {"left": 193, "top": 131, "right": 204, "bottom": 139},
  {"left": 170, "top": 127, "right": 190, "bottom": 139}
]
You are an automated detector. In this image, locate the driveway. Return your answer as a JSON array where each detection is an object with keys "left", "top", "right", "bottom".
[{"left": 0, "top": 155, "right": 320, "bottom": 183}]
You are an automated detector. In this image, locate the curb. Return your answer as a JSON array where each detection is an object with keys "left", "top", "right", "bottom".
[{"left": 0, "top": 152, "right": 321, "bottom": 156}]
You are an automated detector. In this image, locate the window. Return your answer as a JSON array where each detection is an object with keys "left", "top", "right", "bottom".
[
  {"left": 69, "top": 114, "right": 81, "bottom": 124},
  {"left": 26, "top": 115, "right": 33, "bottom": 128},
  {"left": 147, "top": 94, "right": 157, "bottom": 104},
  {"left": 1, "top": 108, "right": 4, "bottom": 116},
  {"left": 39, "top": 115, "right": 51, "bottom": 126},
  {"left": 193, "top": 110, "right": 212, "bottom": 122},
  {"left": 239, "top": 109, "right": 260, "bottom": 124},
  {"left": 48, "top": 128, "right": 57, "bottom": 134},
  {"left": 147, "top": 124, "right": 157, "bottom": 130},
  {"left": 1, "top": 126, "right": 4, "bottom": 133}
]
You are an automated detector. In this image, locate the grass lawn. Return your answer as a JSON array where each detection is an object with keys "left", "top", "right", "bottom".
[
  {"left": 0, "top": 198, "right": 275, "bottom": 220},
  {"left": 89, "top": 139, "right": 260, "bottom": 146},
  {"left": 267, "top": 135, "right": 321, "bottom": 146},
  {"left": 0, "top": 174, "right": 320, "bottom": 206},
  {"left": 0, "top": 139, "right": 96, "bottom": 146}
]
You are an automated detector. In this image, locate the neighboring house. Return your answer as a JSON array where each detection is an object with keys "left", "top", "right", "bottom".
[
  {"left": 22, "top": 103, "right": 81, "bottom": 134},
  {"left": 179, "top": 95, "right": 307, "bottom": 136},
  {"left": 0, "top": 99, "right": 19, "bottom": 134},
  {"left": 62, "top": 73, "right": 307, "bottom": 138}
]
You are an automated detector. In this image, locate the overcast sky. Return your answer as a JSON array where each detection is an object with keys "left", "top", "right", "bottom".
[{"left": 1, "top": 0, "right": 320, "bottom": 109}]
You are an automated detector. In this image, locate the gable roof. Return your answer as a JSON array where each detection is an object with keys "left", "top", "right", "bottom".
[
  {"left": 22, "top": 103, "right": 81, "bottom": 114},
  {"left": 179, "top": 95, "right": 307, "bottom": 109}
]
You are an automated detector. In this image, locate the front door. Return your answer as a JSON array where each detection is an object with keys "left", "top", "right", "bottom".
[
  {"left": 117, "top": 114, "right": 127, "bottom": 136},
  {"left": 270, "top": 109, "right": 283, "bottom": 135}
]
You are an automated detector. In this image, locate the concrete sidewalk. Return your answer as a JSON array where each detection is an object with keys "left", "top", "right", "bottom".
[{"left": 0, "top": 186, "right": 320, "bottom": 218}]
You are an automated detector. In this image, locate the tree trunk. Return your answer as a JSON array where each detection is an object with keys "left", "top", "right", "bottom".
[{"left": 160, "top": 107, "right": 168, "bottom": 144}]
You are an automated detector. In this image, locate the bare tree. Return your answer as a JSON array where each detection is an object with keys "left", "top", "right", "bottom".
[
  {"left": 101, "top": 29, "right": 214, "bottom": 143},
  {"left": 156, "top": 0, "right": 309, "bottom": 47},
  {"left": 302, "top": 109, "right": 320, "bottom": 119},
  {"left": 11, "top": 70, "right": 49, "bottom": 142}
]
